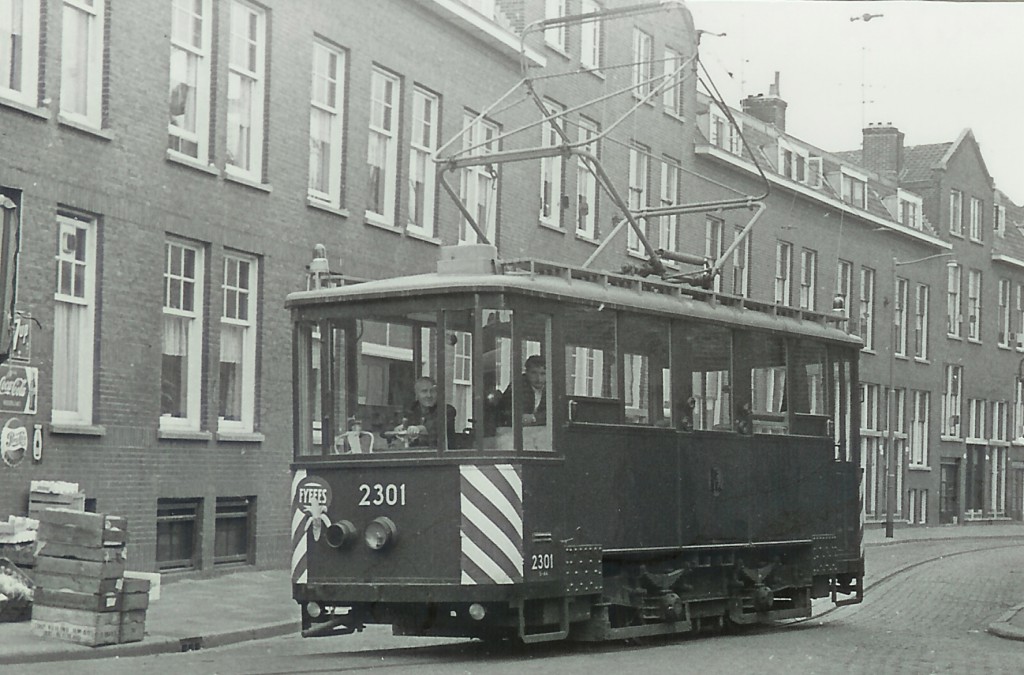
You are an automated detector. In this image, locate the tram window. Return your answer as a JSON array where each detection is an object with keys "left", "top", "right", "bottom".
[
  {"left": 564, "top": 306, "right": 617, "bottom": 424},
  {"left": 789, "top": 339, "right": 830, "bottom": 436},
  {"left": 295, "top": 322, "right": 320, "bottom": 456},
  {"left": 501, "top": 311, "right": 551, "bottom": 451},
  {"left": 735, "top": 332, "right": 788, "bottom": 435},
  {"left": 831, "top": 347, "right": 855, "bottom": 460},
  {"left": 619, "top": 313, "right": 671, "bottom": 426},
  {"left": 442, "top": 309, "right": 475, "bottom": 449},
  {"left": 674, "top": 322, "right": 732, "bottom": 431}
]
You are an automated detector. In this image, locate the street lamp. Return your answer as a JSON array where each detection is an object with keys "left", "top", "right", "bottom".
[{"left": 885, "top": 252, "right": 956, "bottom": 538}]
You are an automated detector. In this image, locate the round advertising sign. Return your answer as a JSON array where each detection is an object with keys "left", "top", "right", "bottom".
[{"left": 1, "top": 418, "right": 28, "bottom": 468}]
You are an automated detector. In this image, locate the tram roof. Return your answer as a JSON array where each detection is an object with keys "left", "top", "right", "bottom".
[{"left": 287, "top": 257, "right": 861, "bottom": 347}]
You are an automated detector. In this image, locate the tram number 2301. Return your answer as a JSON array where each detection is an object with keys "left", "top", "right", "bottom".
[
  {"left": 531, "top": 553, "right": 555, "bottom": 571},
  {"left": 358, "top": 483, "right": 407, "bottom": 507}
]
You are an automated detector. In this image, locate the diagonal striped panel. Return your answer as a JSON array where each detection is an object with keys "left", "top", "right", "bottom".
[
  {"left": 460, "top": 464, "right": 523, "bottom": 585},
  {"left": 291, "top": 470, "right": 308, "bottom": 584}
]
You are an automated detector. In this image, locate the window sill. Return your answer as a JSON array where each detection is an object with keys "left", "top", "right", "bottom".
[
  {"left": 224, "top": 171, "right": 273, "bottom": 193},
  {"left": 406, "top": 229, "right": 442, "bottom": 245},
  {"left": 216, "top": 430, "right": 265, "bottom": 443},
  {"left": 158, "top": 428, "right": 213, "bottom": 441},
  {"left": 0, "top": 96, "right": 51, "bottom": 120},
  {"left": 575, "top": 232, "right": 600, "bottom": 246},
  {"left": 663, "top": 109, "right": 686, "bottom": 124},
  {"left": 544, "top": 42, "right": 570, "bottom": 60},
  {"left": 967, "top": 338, "right": 982, "bottom": 345},
  {"left": 914, "top": 357, "right": 931, "bottom": 365},
  {"left": 582, "top": 67, "right": 605, "bottom": 81},
  {"left": 539, "top": 220, "right": 565, "bottom": 234},
  {"left": 940, "top": 435, "right": 962, "bottom": 442},
  {"left": 49, "top": 423, "right": 106, "bottom": 437},
  {"left": 861, "top": 348, "right": 877, "bottom": 355},
  {"left": 58, "top": 115, "right": 114, "bottom": 141},
  {"left": 894, "top": 353, "right": 910, "bottom": 361},
  {"left": 908, "top": 465, "right": 932, "bottom": 472},
  {"left": 627, "top": 249, "right": 647, "bottom": 261},
  {"left": 997, "top": 343, "right": 1014, "bottom": 351},
  {"left": 949, "top": 231, "right": 964, "bottom": 239},
  {"left": 306, "top": 197, "right": 350, "bottom": 219},
  {"left": 365, "top": 216, "right": 403, "bottom": 235},
  {"left": 990, "top": 440, "right": 1010, "bottom": 447},
  {"left": 166, "top": 150, "right": 219, "bottom": 176},
  {"left": 946, "top": 334, "right": 963, "bottom": 341},
  {"left": 969, "top": 237, "right": 983, "bottom": 245}
]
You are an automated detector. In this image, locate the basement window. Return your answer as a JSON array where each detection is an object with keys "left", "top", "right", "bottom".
[
  {"left": 156, "top": 497, "right": 202, "bottom": 571},
  {"left": 214, "top": 496, "right": 255, "bottom": 565}
]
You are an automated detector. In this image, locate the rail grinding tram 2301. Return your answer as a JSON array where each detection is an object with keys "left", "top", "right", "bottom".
[{"left": 288, "top": 244, "right": 864, "bottom": 643}]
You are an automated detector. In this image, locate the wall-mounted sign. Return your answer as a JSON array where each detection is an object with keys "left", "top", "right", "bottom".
[
  {"left": 9, "top": 313, "right": 31, "bottom": 363},
  {"left": 1, "top": 418, "right": 28, "bottom": 467},
  {"left": 0, "top": 365, "right": 38, "bottom": 415}
]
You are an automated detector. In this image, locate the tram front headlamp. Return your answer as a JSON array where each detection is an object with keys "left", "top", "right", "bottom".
[
  {"left": 306, "top": 602, "right": 323, "bottom": 619},
  {"left": 325, "top": 520, "right": 356, "bottom": 549},
  {"left": 364, "top": 516, "right": 398, "bottom": 551}
]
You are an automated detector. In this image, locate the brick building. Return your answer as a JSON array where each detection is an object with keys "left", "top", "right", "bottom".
[
  {"left": 0, "top": 0, "right": 699, "bottom": 573},
  {"left": 696, "top": 79, "right": 1024, "bottom": 527}
]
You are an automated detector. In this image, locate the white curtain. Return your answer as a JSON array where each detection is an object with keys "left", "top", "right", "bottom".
[{"left": 52, "top": 302, "right": 81, "bottom": 412}]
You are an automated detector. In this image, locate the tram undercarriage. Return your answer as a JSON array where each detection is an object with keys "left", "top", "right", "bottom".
[{"left": 300, "top": 543, "right": 863, "bottom": 643}]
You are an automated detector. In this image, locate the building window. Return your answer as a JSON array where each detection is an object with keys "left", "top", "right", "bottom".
[
  {"left": 308, "top": 40, "right": 346, "bottom": 208},
  {"left": 836, "top": 259, "right": 852, "bottom": 318},
  {"left": 658, "top": 160, "right": 678, "bottom": 253},
  {"left": 459, "top": 112, "right": 499, "bottom": 244},
  {"left": 942, "top": 364, "right": 962, "bottom": 437},
  {"left": 226, "top": 0, "right": 267, "bottom": 181},
  {"left": 169, "top": 0, "right": 213, "bottom": 161},
  {"left": 840, "top": 170, "right": 866, "bottom": 209},
  {"left": 775, "top": 241, "right": 792, "bottom": 306},
  {"left": 999, "top": 278, "right": 1012, "bottom": 347},
  {"left": 969, "top": 196, "right": 983, "bottom": 242},
  {"left": 408, "top": 87, "right": 439, "bottom": 237},
  {"left": 632, "top": 28, "right": 652, "bottom": 98},
  {"left": 909, "top": 390, "right": 929, "bottom": 467},
  {"left": 799, "top": 248, "right": 817, "bottom": 311},
  {"left": 1017, "top": 381, "right": 1024, "bottom": 440},
  {"left": 219, "top": 253, "right": 257, "bottom": 433},
  {"left": 967, "top": 269, "right": 982, "bottom": 341},
  {"left": 60, "top": 0, "right": 106, "bottom": 127},
  {"left": 732, "top": 227, "right": 751, "bottom": 298},
  {"left": 576, "top": 117, "right": 599, "bottom": 239},
  {"left": 894, "top": 277, "right": 908, "bottom": 356},
  {"left": 662, "top": 47, "right": 684, "bottom": 117},
  {"left": 966, "top": 398, "right": 986, "bottom": 442},
  {"left": 53, "top": 214, "right": 97, "bottom": 426},
  {"left": 995, "top": 204, "right": 1006, "bottom": 237},
  {"left": 626, "top": 144, "right": 649, "bottom": 255},
  {"left": 949, "top": 189, "right": 963, "bottom": 236},
  {"left": 992, "top": 400, "right": 1009, "bottom": 443},
  {"left": 1, "top": 0, "right": 41, "bottom": 107},
  {"left": 991, "top": 446, "right": 1006, "bottom": 517},
  {"left": 162, "top": 240, "right": 205, "bottom": 431},
  {"left": 946, "top": 263, "right": 961, "bottom": 338},
  {"left": 156, "top": 498, "right": 201, "bottom": 571},
  {"left": 705, "top": 217, "right": 724, "bottom": 293},
  {"left": 913, "top": 283, "right": 929, "bottom": 359},
  {"left": 897, "top": 190, "right": 921, "bottom": 230},
  {"left": 580, "top": 0, "right": 601, "bottom": 70},
  {"left": 539, "top": 99, "right": 565, "bottom": 227},
  {"left": 367, "top": 67, "right": 401, "bottom": 225},
  {"left": 778, "top": 142, "right": 807, "bottom": 183},
  {"left": 709, "top": 107, "right": 739, "bottom": 154},
  {"left": 214, "top": 496, "right": 254, "bottom": 565},
  {"left": 860, "top": 267, "right": 875, "bottom": 350},
  {"left": 544, "top": 0, "right": 566, "bottom": 51}
]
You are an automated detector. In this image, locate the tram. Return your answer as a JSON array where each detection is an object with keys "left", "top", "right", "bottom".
[{"left": 288, "top": 244, "right": 864, "bottom": 642}]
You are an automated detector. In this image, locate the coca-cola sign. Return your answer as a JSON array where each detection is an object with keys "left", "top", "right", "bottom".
[{"left": 0, "top": 365, "right": 37, "bottom": 415}]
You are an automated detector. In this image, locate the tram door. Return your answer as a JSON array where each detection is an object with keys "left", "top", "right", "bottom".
[{"left": 939, "top": 461, "right": 960, "bottom": 524}]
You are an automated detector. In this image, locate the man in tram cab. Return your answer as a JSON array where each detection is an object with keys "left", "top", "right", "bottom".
[
  {"left": 500, "top": 355, "right": 546, "bottom": 427},
  {"left": 396, "top": 376, "right": 456, "bottom": 447}
]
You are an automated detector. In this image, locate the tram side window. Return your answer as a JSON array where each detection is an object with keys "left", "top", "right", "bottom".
[
  {"left": 790, "top": 339, "right": 829, "bottom": 436},
  {"left": 674, "top": 322, "right": 732, "bottom": 431},
  {"left": 735, "top": 332, "right": 787, "bottom": 435},
  {"left": 485, "top": 310, "right": 552, "bottom": 451},
  {"left": 619, "top": 313, "right": 671, "bottom": 426},
  {"left": 565, "top": 306, "right": 618, "bottom": 424},
  {"left": 295, "top": 322, "right": 320, "bottom": 457},
  {"left": 831, "top": 347, "right": 855, "bottom": 461}
]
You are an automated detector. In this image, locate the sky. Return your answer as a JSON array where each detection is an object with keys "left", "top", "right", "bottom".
[{"left": 687, "top": 0, "right": 1024, "bottom": 203}]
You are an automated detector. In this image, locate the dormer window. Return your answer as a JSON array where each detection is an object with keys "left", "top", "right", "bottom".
[
  {"left": 897, "top": 189, "right": 923, "bottom": 231},
  {"left": 840, "top": 168, "right": 867, "bottom": 209},
  {"left": 777, "top": 140, "right": 808, "bottom": 183}
]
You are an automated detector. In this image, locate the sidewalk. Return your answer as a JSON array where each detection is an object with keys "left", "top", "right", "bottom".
[
  {"left": 0, "top": 568, "right": 299, "bottom": 666},
  {"left": 2, "top": 524, "right": 1023, "bottom": 665}
]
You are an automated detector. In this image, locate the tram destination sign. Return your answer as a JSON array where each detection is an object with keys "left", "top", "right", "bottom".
[{"left": 0, "top": 365, "right": 38, "bottom": 415}]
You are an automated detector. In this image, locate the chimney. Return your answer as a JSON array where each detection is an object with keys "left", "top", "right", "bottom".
[
  {"left": 861, "top": 122, "right": 904, "bottom": 182},
  {"left": 741, "top": 71, "right": 787, "bottom": 131}
]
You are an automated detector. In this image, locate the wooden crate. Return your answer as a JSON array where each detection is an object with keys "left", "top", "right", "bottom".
[
  {"left": 33, "top": 571, "right": 122, "bottom": 595},
  {"left": 28, "top": 492, "right": 85, "bottom": 517},
  {"left": 35, "top": 552, "right": 126, "bottom": 580},
  {"left": 31, "top": 606, "right": 121, "bottom": 647},
  {"left": 118, "top": 609, "right": 147, "bottom": 644},
  {"left": 35, "top": 588, "right": 121, "bottom": 613},
  {"left": 36, "top": 541, "right": 126, "bottom": 564}
]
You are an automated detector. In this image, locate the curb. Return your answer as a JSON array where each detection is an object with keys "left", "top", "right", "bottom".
[
  {"left": 988, "top": 604, "right": 1024, "bottom": 642},
  {"left": 0, "top": 620, "right": 300, "bottom": 666}
]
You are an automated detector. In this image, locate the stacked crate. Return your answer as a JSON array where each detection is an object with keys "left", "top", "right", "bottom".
[
  {"left": 27, "top": 480, "right": 86, "bottom": 518},
  {"left": 30, "top": 509, "right": 149, "bottom": 647}
]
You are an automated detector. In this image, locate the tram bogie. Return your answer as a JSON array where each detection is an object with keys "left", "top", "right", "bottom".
[{"left": 288, "top": 251, "right": 864, "bottom": 643}]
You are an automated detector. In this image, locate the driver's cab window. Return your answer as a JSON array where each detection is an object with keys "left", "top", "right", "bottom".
[{"left": 485, "top": 310, "right": 551, "bottom": 451}]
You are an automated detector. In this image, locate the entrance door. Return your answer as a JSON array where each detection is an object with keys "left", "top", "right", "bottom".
[{"left": 939, "top": 462, "right": 960, "bottom": 524}]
